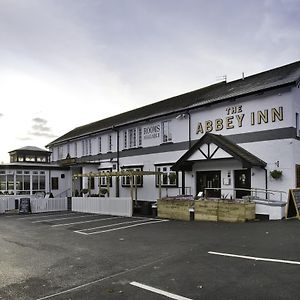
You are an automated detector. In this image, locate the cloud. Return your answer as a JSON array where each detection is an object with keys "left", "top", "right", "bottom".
[
  {"left": 29, "top": 117, "right": 57, "bottom": 138},
  {"left": 0, "top": 113, "right": 3, "bottom": 117}
]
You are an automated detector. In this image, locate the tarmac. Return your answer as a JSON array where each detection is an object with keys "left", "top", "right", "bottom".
[{"left": 0, "top": 211, "right": 299, "bottom": 299}]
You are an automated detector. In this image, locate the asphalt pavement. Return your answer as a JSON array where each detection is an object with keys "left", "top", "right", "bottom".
[{"left": 0, "top": 211, "right": 299, "bottom": 300}]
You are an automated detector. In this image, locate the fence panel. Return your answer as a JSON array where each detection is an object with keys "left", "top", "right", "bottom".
[
  {"left": 72, "top": 197, "right": 132, "bottom": 217},
  {"left": 30, "top": 198, "right": 68, "bottom": 213}
]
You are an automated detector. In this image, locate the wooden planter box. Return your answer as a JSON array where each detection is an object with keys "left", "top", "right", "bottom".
[
  {"left": 157, "top": 198, "right": 192, "bottom": 221},
  {"left": 195, "top": 199, "right": 255, "bottom": 222}
]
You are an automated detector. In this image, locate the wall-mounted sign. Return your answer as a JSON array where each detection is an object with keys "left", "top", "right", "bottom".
[
  {"left": 196, "top": 106, "right": 283, "bottom": 134},
  {"left": 144, "top": 124, "right": 160, "bottom": 139}
]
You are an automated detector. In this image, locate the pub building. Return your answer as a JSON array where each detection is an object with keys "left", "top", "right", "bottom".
[{"left": 43, "top": 60, "right": 300, "bottom": 219}]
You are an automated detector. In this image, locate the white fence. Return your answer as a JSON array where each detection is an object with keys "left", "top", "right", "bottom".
[
  {"left": 30, "top": 197, "right": 68, "bottom": 213},
  {"left": 72, "top": 197, "right": 132, "bottom": 217},
  {"left": 0, "top": 196, "right": 17, "bottom": 213},
  {"left": 0, "top": 196, "right": 68, "bottom": 214}
]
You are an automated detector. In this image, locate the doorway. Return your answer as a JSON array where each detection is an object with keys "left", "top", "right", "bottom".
[
  {"left": 234, "top": 169, "right": 251, "bottom": 199},
  {"left": 196, "top": 171, "right": 221, "bottom": 198}
]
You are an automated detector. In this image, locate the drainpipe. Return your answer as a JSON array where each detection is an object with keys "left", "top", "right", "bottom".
[
  {"left": 264, "top": 168, "right": 268, "bottom": 199},
  {"left": 112, "top": 126, "right": 120, "bottom": 197},
  {"left": 186, "top": 111, "right": 191, "bottom": 149}
]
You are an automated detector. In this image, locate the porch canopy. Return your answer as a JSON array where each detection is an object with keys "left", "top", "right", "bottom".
[{"left": 172, "top": 133, "right": 267, "bottom": 171}]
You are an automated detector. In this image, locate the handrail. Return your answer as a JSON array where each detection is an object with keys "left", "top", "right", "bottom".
[{"left": 204, "top": 187, "right": 287, "bottom": 203}]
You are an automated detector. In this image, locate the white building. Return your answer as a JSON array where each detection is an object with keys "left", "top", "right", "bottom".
[
  {"left": 46, "top": 61, "right": 300, "bottom": 207},
  {"left": 0, "top": 146, "right": 70, "bottom": 197}
]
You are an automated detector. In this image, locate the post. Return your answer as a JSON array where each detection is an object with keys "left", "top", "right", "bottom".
[
  {"left": 134, "top": 175, "right": 138, "bottom": 206},
  {"left": 158, "top": 172, "right": 162, "bottom": 199},
  {"left": 106, "top": 175, "right": 110, "bottom": 197}
]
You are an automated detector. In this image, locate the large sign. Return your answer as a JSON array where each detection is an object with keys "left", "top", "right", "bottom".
[
  {"left": 144, "top": 124, "right": 160, "bottom": 139},
  {"left": 196, "top": 106, "right": 283, "bottom": 134}
]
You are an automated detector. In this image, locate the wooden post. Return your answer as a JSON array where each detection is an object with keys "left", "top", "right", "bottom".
[
  {"left": 158, "top": 172, "right": 162, "bottom": 199},
  {"left": 106, "top": 175, "right": 110, "bottom": 197},
  {"left": 88, "top": 175, "right": 91, "bottom": 197},
  {"left": 130, "top": 174, "right": 134, "bottom": 204},
  {"left": 134, "top": 174, "right": 138, "bottom": 206}
]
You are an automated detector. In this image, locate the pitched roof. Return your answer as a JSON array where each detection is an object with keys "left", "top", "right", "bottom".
[
  {"left": 171, "top": 133, "right": 267, "bottom": 171},
  {"left": 9, "top": 146, "right": 50, "bottom": 153},
  {"left": 47, "top": 60, "right": 300, "bottom": 147}
]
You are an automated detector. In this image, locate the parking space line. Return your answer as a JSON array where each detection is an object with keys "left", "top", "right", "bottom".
[
  {"left": 19, "top": 212, "right": 78, "bottom": 220},
  {"left": 208, "top": 251, "right": 300, "bottom": 265},
  {"left": 32, "top": 214, "right": 96, "bottom": 223},
  {"left": 86, "top": 219, "right": 169, "bottom": 235},
  {"left": 74, "top": 218, "right": 153, "bottom": 234},
  {"left": 35, "top": 255, "right": 171, "bottom": 300},
  {"left": 51, "top": 216, "right": 123, "bottom": 227},
  {"left": 130, "top": 281, "right": 192, "bottom": 300}
]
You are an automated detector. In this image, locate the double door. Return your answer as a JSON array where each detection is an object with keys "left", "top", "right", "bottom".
[{"left": 196, "top": 171, "right": 221, "bottom": 198}]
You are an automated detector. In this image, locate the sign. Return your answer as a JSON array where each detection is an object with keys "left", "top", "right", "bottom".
[
  {"left": 143, "top": 124, "right": 160, "bottom": 139},
  {"left": 19, "top": 198, "right": 31, "bottom": 214},
  {"left": 196, "top": 106, "right": 283, "bottom": 134},
  {"left": 286, "top": 189, "right": 300, "bottom": 219}
]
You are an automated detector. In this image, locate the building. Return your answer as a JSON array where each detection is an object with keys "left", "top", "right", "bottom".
[
  {"left": 46, "top": 61, "right": 300, "bottom": 205},
  {"left": 0, "top": 146, "right": 70, "bottom": 197}
]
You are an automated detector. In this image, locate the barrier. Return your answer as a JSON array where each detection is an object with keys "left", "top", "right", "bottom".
[
  {"left": 72, "top": 197, "right": 132, "bottom": 217},
  {"left": 30, "top": 197, "right": 68, "bottom": 213}
]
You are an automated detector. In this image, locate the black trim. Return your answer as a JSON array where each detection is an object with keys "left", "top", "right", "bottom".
[{"left": 120, "top": 166, "right": 144, "bottom": 187}]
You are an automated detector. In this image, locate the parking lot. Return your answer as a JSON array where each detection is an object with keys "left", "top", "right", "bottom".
[{"left": 0, "top": 211, "right": 299, "bottom": 300}]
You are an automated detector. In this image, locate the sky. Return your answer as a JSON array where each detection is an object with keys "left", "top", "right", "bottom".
[{"left": 0, "top": 0, "right": 299, "bottom": 163}]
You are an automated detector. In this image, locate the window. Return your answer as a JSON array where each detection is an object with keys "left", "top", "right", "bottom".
[
  {"left": 32, "top": 171, "right": 46, "bottom": 192},
  {"left": 129, "top": 129, "right": 137, "bottom": 148},
  {"left": 51, "top": 177, "right": 59, "bottom": 190},
  {"left": 67, "top": 143, "right": 70, "bottom": 155},
  {"left": 88, "top": 139, "right": 92, "bottom": 155},
  {"left": 296, "top": 113, "right": 300, "bottom": 137},
  {"left": 123, "top": 131, "right": 128, "bottom": 149},
  {"left": 88, "top": 177, "right": 95, "bottom": 190},
  {"left": 74, "top": 142, "right": 77, "bottom": 157},
  {"left": 138, "top": 127, "right": 142, "bottom": 147},
  {"left": 121, "top": 166, "right": 143, "bottom": 187},
  {"left": 99, "top": 169, "right": 113, "bottom": 187},
  {"left": 162, "top": 121, "right": 172, "bottom": 143},
  {"left": 98, "top": 137, "right": 102, "bottom": 153},
  {"left": 296, "top": 165, "right": 300, "bottom": 188},
  {"left": 123, "top": 127, "right": 142, "bottom": 149},
  {"left": 155, "top": 165, "right": 178, "bottom": 187},
  {"left": 82, "top": 140, "right": 85, "bottom": 156},
  {"left": 108, "top": 135, "right": 112, "bottom": 152}
]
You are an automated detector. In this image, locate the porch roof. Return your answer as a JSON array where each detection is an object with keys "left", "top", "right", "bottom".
[{"left": 171, "top": 133, "right": 267, "bottom": 171}]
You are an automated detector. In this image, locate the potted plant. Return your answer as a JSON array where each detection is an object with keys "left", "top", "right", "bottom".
[{"left": 270, "top": 170, "right": 283, "bottom": 179}]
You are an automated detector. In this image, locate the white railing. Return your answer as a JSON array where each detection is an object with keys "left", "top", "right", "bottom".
[{"left": 72, "top": 197, "right": 132, "bottom": 217}]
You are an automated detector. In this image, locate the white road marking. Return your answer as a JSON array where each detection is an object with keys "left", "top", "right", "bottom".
[
  {"left": 35, "top": 255, "right": 172, "bottom": 300},
  {"left": 19, "top": 212, "right": 78, "bottom": 220},
  {"left": 130, "top": 281, "right": 192, "bottom": 300},
  {"left": 86, "top": 219, "right": 169, "bottom": 235},
  {"left": 74, "top": 218, "right": 152, "bottom": 233},
  {"left": 208, "top": 251, "right": 300, "bottom": 265},
  {"left": 32, "top": 214, "right": 95, "bottom": 223},
  {"left": 51, "top": 216, "right": 122, "bottom": 227}
]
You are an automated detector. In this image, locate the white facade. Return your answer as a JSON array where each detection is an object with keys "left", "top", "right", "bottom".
[{"left": 47, "top": 62, "right": 300, "bottom": 210}]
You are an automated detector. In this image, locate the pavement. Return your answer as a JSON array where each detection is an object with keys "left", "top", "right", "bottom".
[{"left": 0, "top": 211, "right": 299, "bottom": 300}]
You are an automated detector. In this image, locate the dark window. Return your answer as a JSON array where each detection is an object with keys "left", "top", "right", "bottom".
[
  {"left": 51, "top": 177, "right": 59, "bottom": 190},
  {"left": 61, "top": 174, "right": 65, "bottom": 179},
  {"left": 121, "top": 166, "right": 143, "bottom": 187},
  {"left": 296, "top": 165, "right": 300, "bottom": 188}
]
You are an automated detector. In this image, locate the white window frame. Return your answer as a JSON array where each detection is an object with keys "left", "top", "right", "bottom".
[
  {"left": 108, "top": 135, "right": 112, "bottom": 152},
  {"left": 162, "top": 121, "right": 172, "bottom": 143},
  {"left": 121, "top": 166, "right": 143, "bottom": 187},
  {"left": 155, "top": 164, "right": 177, "bottom": 187}
]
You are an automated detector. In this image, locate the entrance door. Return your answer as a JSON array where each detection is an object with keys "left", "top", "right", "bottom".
[
  {"left": 234, "top": 169, "right": 251, "bottom": 199},
  {"left": 196, "top": 171, "right": 221, "bottom": 198}
]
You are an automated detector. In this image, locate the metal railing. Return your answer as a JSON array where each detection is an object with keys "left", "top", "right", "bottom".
[{"left": 203, "top": 187, "right": 287, "bottom": 204}]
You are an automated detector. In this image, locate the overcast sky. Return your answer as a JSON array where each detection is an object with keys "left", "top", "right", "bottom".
[{"left": 0, "top": 0, "right": 299, "bottom": 163}]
